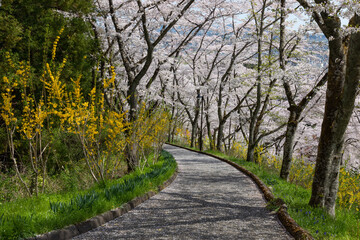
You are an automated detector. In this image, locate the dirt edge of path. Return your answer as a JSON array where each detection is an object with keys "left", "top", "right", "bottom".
[
  {"left": 27, "top": 167, "right": 179, "bottom": 240},
  {"left": 166, "top": 143, "right": 313, "bottom": 240}
]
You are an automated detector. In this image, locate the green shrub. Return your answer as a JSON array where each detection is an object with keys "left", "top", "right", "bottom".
[{"left": 48, "top": 129, "right": 83, "bottom": 175}]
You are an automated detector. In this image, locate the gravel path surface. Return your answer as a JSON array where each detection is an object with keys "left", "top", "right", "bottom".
[{"left": 72, "top": 144, "right": 293, "bottom": 239}]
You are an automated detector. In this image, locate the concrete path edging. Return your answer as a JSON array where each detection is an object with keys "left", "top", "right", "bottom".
[
  {"left": 167, "top": 143, "right": 313, "bottom": 240},
  {"left": 27, "top": 168, "right": 178, "bottom": 240}
]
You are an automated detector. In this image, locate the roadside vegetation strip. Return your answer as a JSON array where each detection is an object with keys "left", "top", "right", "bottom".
[
  {"left": 204, "top": 152, "right": 360, "bottom": 240},
  {"left": 0, "top": 150, "right": 177, "bottom": 240},
  {"left": 166, "top": 143, "right": 313, "bottom": 240}
]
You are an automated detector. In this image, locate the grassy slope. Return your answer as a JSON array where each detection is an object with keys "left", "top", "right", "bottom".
[
  {"left": 204, "top": 149, "right": 360, "bottom": 240},
  {"left": 0, "top": 150, "right": 177, "bottom": 240}
]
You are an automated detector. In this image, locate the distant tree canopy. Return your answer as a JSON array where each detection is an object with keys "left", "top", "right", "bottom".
[{"left": 0, "top": 0, "right": 99, "bottom": 94}]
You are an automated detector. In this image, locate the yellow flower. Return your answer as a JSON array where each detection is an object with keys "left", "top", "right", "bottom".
[{"left": 52, "top": 27, "right": 65, "bottom": 60}]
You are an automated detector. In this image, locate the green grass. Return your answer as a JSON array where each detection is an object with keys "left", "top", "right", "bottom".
[
  {"left": 203, "top": 149, "right": 360, "bottom": 239},
  {"left": 0, "top": 150, "right": 177, "bottom": 240}
]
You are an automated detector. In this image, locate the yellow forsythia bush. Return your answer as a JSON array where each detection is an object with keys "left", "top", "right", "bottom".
[
  {"left": 338, "top": 168, "right": 360, "bottom": 210},
  {"left": 1, "top": 29, "right": 170, "bottom": 194},
  {"left": 174, "top": 127, "right": 191, "bottom": 146},
  {"left": 128, "top": 102, "right": 170, "bottom": 170}
]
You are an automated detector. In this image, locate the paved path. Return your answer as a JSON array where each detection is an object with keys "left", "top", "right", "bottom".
[{"left": 73, "top": 144, "right": 293, "bottom": 239}]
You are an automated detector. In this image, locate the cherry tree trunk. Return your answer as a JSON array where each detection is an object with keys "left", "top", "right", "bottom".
[
  {"left": 327, "top": 22, "right": 360, "bottom": 215},
  {"left": 125, "top": 140, "right": 139, "bottom": 172},
  {"left": 309, "top": 14, "right": 360, "bottom": 216},
  {"left": 216, "top": 123, "right": 224, "bottom": 151},
  {"left": 206, "top": 114, "right": 214, "bottom": 150},
  {"left": 309, "top": 47, "right": 346, "bottom": 212},
  {"left": 167, "top": 104, "right": 176, "bottom": 143},
  {"left": 280, "top": 111, "right": 299, "bottom": 180},
  {"left": 125, "top": 92, "right": 139, "bottom": 172},
  {"left": 246, "top": 143, "right": 256, "bottom": 162},
  {"left": 246, "top": 81, "right": 261, "bottom": 163},
  {"left": 190, "top": 121, "right": 198, "bottom": 148},
  {"left": 246, "top": 1, "right": 264, "bottom": 162}
]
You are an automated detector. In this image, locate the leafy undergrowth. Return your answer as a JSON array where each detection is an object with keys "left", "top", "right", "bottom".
[
  {"left": 0, "top": 150, "right": 177, "bottom": 240},
  {"left": 203, "top": 149, "right": 360, "bottom": 240}
]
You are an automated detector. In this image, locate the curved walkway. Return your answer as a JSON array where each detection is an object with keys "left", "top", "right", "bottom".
[{"left": 72, "top": 144, "right": 293, "bottom": 239}]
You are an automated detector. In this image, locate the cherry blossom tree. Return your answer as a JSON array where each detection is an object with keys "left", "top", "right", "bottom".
[
  {"left": 243, "top": 0, "right": 289, "bottom": 162},
  {"left": 164, "top": 0, "right": 256, "bottom": 150},
  {"left": 91, "top": 0, "right": 199, "bottom": 171},
  {"left": 278, "top": 0, "right": 328, "bottom": 180},
  {"left": 296, "top": 0, "right": 360, "bottom": 216},
  {"left": 88, "top": 0, "right": 360, "bottom": 217}
]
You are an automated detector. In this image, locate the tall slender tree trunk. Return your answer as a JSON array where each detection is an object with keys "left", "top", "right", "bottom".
[
  {"left": 278, "top": 0, "right": 325, "bottom": 180},
  {"left": 190, "top": 90, "right": 201, "bottom": 148},
  {"left": 167, "top": 103, "right": 176, "bottom": 142},
  {"left": 216, "top": 123, "right": 224, "bottom": 151},
  {"left": 125, "top": 86, "right": 139, "bottom": 172},
  {"left": 280, "top": 111, "right": 299, "bottom": 180},
  {"left": 190, "top": 121, "right": 198, "bottom": 148},
  {"left": 206, "top": 113, "right": 214, "bottom": 150},
  {"left": 246, "top": 0, "right": 265, "bottom": 162},
  {"left": 280, "top": 72, "right": 327, "bottom": 181}
]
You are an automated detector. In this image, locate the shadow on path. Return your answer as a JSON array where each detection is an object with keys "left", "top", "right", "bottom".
[{"left": 72, "top": 144, "right": 293, "bottom": 240}]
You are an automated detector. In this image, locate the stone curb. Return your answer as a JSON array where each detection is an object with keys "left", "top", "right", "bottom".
[
  {"left": 27, "top": 168, "right": 178, "bottom": 240},
  {"left": 167, "top": 143, "right": 313, "bottom": 240}
]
